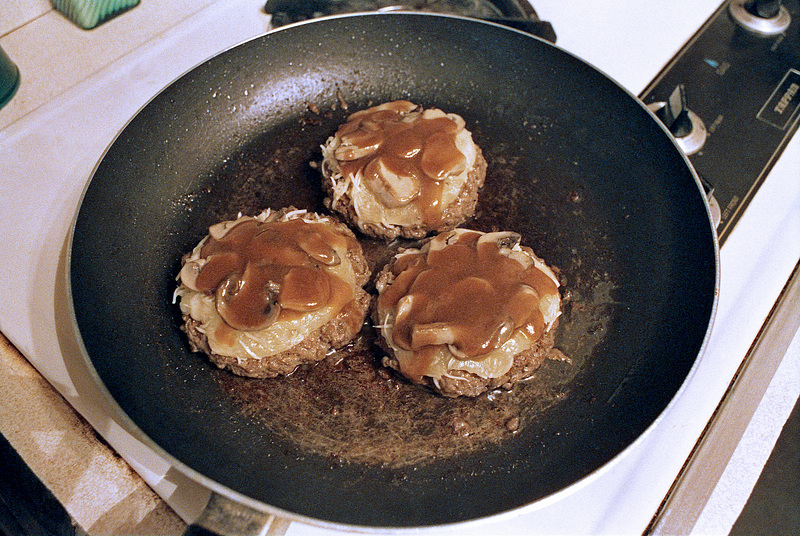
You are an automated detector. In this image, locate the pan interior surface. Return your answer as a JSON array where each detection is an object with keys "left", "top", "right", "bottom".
[{"left": 69, "top": 13, "right": 717, "bottom": 528}]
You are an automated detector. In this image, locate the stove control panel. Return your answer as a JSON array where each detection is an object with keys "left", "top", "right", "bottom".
[{"left": 641, "top": 0, "right": 800, "bottom": 244}]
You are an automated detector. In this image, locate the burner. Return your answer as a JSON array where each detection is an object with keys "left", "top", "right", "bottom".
[{"left": 264, "top": 0, "right": 556, "bottom": 42}]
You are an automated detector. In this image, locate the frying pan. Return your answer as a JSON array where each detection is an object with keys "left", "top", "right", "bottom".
[{"left": 68, "top": 12, "right": 718, "bottom": 532}]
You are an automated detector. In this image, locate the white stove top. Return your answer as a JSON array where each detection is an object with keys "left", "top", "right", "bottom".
[{"left": 1, "top": 1, "right": 798, "bottom": 534}]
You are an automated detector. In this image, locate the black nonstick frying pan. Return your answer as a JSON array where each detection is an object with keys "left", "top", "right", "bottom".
[{"left": 68, "top": 13, "right": 718, "bottom": 532}]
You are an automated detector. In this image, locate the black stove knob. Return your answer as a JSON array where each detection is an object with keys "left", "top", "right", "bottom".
[
  {"left": 698, "top": 173, "right": 722, "bottom": 228},
  {"left": 647, "top": 85, "right": 707, "bottom": 155},
  {"left": 729, "top": 0, "right": 791, "bottom": 35},
  {"left": 746, "top": 0, "right": 781, "bottom": 18}
]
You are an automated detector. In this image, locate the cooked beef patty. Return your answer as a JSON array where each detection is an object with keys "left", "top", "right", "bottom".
[
  {"left": 321, "top": 100, "right": 486, "bottom": 240},
  {"left": 176, "top": 207, "right": 370, "bottom": 378},
  {"left": 373, "top": 228, "right": 561, "bottom": 397}
]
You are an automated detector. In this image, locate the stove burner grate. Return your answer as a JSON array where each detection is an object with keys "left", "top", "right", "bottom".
[{"left": 264, "top": 0, "right": 556, "bottom": 42}]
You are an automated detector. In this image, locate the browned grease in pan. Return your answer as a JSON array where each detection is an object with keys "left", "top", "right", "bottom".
[{"left": 216, "top": 325, "right": 572, "bottom": 467}]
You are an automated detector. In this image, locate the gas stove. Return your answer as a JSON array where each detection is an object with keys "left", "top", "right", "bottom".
[{"left": 0, "top": 1, "right": 798, "bottom": 534}]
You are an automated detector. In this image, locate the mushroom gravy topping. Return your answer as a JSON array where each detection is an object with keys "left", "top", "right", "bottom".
[
  {"left": 332, "top": 100, "right": 471, "bottom": 224},
  {"left": 181, "top": 216, "right": 354, "bottom": 332},
  {"left": 377, "top": 229, "right": 561, "bottom": 381},
  {"left": 175, "top": 210, "right": 365, "bottom": 363}
]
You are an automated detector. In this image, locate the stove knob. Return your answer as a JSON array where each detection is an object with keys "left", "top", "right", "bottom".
[
  {"left": 698, "top": 173, "right": 722, "bottom": 228},
  {"left": 748, "top": 0, "right": 781, "bottom": 17},
  {"left": 729, "top": 0, "right": 791, "bottom": 36},
  {"left": 647, "top": 84, "right": 707, "bottom": 156}
]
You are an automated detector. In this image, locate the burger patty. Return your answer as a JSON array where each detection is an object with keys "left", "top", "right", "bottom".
[
  {"left": 176, "top": 208, "right": 371, "bottom": 378},
  {"left": 320, "top": 100, "right": 487, "bottom": 240},
  {"left": 372, "top": 229, "right": 562, "bottom": 397}
]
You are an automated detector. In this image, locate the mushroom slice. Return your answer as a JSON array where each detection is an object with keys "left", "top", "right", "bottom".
[
  {"left": 195, "top": 252, "right": 246, "bottom": 292},
  {"left": 420, "top": 131, "right": 467, "bottom": 179},
  {"left": 280, "top": 266, "right": 331, "bottom": 312},
  {"left": 479, "top": 231, "right": 534, "bottom": 268},
  {"left": 391, "top": 294, "right": 416, "bottom": 350},
  {"left": 335, "top": 129, "right": 383, "bottom": 161},
  {"left": 179, "top": 260, "right": 203, "bottom": 291},
  {"left": 209, "top": 219, "right": 242, "bottom": 240},
  {"left": 421, "top": 108, "right": 448, "bottom": 121},
  {"left": 491, "top": 317, "right": 517, "bottom": 348},
  {"left": 297, "top": 232, "right": 341, "bottom": 266},
  {"left": 411, "top": 322, "right": 457, "bottom": 349},
  {"left": 478, "top": 231, "right": 522, "bottom": 251},
  {"left": 363, "top": 156, "right": 421, "bottom": 208},
  {"left": 443, "top": 315, "right": 518, "bottom": 360},
  {"left": 389, "top": 127, "right": 423, "bottom": 158},
  {"left": 350, "top": 99, "right": 418, "bottom": 122},
  {"left": 426, "top": 228, "right": 475, "bottom": 255},
  {"left": 539, "top": 292, "right": 562, "bottom": 328},
  {"left": 215, "top": 271, "right": 280, "bottom": 331},
  {"left": 505, "top": 284, "right": 541, "bottom": 326}
]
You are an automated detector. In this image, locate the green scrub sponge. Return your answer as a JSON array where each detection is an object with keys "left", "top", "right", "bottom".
[{"left": 52, "top": 0, "right": 141, "bottom": 29}]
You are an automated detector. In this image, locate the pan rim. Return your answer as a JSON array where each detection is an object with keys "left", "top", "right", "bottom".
[{"left": 65, "top": 11, "right": 720, "bottom": 531}]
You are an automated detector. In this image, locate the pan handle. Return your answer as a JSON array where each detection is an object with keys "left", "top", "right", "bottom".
[{"left": 183, "top": 492, "right": 291, "bottom": 536}]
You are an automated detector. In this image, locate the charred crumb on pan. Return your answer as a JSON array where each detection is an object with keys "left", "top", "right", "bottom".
[
  {"left": 505, "top": 416, "right": 521, "bottom": 432},
  {"left": 336, "top": 89, "right": 349, "bottom": 111},
  {"left": 300, "top": 115, "right": 324, "bottom": 127}
]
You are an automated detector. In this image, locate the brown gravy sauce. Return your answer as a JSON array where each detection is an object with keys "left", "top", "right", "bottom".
[
  {"left": 378, "top": 231, "right": 559, "bottom": 380},
  {"left": 336, "top": 100, "right": 467, "bottom": 225},
  {"left": 194, "top": 218, "right": 353, "bottom": 331}
]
